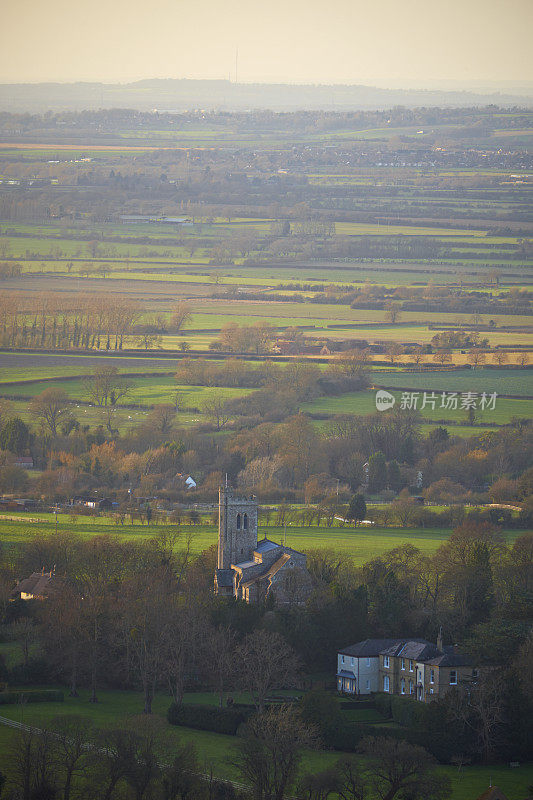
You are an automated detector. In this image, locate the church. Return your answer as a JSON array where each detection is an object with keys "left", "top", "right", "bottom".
[{"left": 214, "top": 487, "right": 313, "bottom": 604}]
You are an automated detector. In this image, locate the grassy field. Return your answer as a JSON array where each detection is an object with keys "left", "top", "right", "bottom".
[
  {"left": 0, "top": 516, "right": 523, "bottom": 563},
  {"left": 372, "top": 368, "right": 533, "bottom": 396},
  {"left": 304, "top": 389, "right": 530, "bottom": 425},
  {"left": 0, "top": 687, "right": 530, "bottom": 799}
]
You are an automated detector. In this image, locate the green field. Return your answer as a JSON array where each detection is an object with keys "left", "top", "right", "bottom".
[
  {"left": 0, "top": 688, "right": 530, "bottom": 800},
  {"left": 373, "top": 369, "right": 533, "bottom": 396},
  {"left": 0, "top": 516, "right": 523, "bottom": 564},
  {"left": 304, "top": 389, "right": 530, "bottom": 425}
]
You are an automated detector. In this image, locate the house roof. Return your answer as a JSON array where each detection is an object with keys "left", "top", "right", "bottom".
[
  {"left": 424, "top": 648, "right": 474, "bottom": 668},
  {"left": 381, "top": 639, "right": 439, "bottom": 660},
  {"left": 338, "top": 639, "right": 405, "bottom": 658},
  {"left": 14, "top": 571, "right": 59, "bottom": 598}
]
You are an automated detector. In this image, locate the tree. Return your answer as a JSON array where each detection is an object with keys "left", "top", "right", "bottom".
[
  {"left": 29, "top": 388, "right": 70, "bottom": 436},
  {"left": 236, "top": 630, "right": 300, "bottom": 711},
  {"left": 358, "top": 736, "right": 451, "bottom": 800},
  {"left": 0, "top": 416, "right": 31, "bottom": 454},
  {"left": 48, "top": 715, "right": 93, "bottom": 800},
  {"left": 84, "top": 366, "right": 131, "bottom": 407},
  {"left": 346, "top": 494, "right": 367, "bottom": 527},
  {"left": 410, "top": 347, "right": 424, "bottom": 369},
  {"left": 433, "top": 351, "right": 452, "bottom": 366},
  {"left": 170, "top": 302, "right": 192, "bottom": 332},
  {"left": 136, "top": 331, "right": 162, "bottom": 350},
  {"left": 517, "top": 352, "right": 529, "bottom": 368},
  {"left": 146, "top": 404, "right": 176, "bottom": 435},
  {"left": 368, "top": 451, "right": 386, "bottom": 493},
  {"left": 385, "top": 303, "right": 401, "bottom": 324},
  {"left": 386, "top": 343, "right": 404, "bottom": 364},
  {"left": 492, "top": 350, "right": 508, "bottom": 366},
  {"left": 467, "top": 350, "right": 486, "bottom": 369},
  {"left": 204, "top": 394, "right": 230, "bottom": 431},
  {"left": 233, "top": 705, "right": 317, "bottom": 800}
]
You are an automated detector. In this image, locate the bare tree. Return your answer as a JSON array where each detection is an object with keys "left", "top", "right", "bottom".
[
  {"left": 29, "top": 388, "right": 70, "bottom": 435},
  {"left": 236, "top": 630, "right": 300, "bottom": 711},
  {"left": 84, "top": 366, "right": 131, "bottom": 407},
  {"left": 234, "top": 705, "right": 317, "bottom": 800},
  {"left": 358, "top": 736, "right": 451, "bottom": 800}
]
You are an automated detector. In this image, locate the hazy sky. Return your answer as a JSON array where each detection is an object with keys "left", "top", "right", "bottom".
[{"left": 2, "top": 0, "right": 532, "bottom": 86}]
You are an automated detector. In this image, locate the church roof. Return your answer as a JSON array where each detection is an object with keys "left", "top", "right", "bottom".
[
  {"left": 241, "top": 553, "right": 292, "bottom": 588},
  {"left": 254, "top": 538, "right": 281, "bottom": 554},
  {"left": 231, "top": 560, "right": 256, "bottom": 572}
]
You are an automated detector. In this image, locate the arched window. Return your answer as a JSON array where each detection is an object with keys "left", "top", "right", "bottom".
[
  {"left": 243, "top": 513, "right": 248, "bottom": 530},
  {"left": 236, "top": 513, "right": 241, "bottom": 530}
]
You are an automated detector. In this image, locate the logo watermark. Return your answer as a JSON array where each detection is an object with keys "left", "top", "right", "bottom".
[
  {"left": 375, "top": 390, "right": 396, "bottom": 411},
  {"left": 375, "top": 390, "right": 498, "bottom": 412}
]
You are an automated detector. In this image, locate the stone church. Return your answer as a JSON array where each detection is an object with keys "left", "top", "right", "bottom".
[{"left": 214, "top": 487, "right": 312, "bottom": 603}]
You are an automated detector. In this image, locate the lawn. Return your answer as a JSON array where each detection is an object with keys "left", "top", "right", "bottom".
[{"left": 0, "top": 688, "right": 531, "bottom": 799}]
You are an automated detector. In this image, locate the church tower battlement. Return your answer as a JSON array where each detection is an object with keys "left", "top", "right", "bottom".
[{"left": 217, "top": 486, "right": 258, "bottom": 570}]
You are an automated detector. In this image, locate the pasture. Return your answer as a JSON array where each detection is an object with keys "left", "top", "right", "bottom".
[{"left": 0, "top": 516, "right": 522, "bottom": 563}]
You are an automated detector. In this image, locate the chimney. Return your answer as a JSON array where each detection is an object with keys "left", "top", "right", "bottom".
[{"left": 437, "top": 626, "right": 443, "bottom": 652}]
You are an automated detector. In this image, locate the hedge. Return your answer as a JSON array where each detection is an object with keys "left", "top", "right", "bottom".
[
  {"left": 0, "top": 690, "right": 64, "bottom": 705},
  {"left": 167, "top": 703, "right": 253, "bottom": 735},
  {"left": 339, "top": 700, "right": 375, "bottom": 711},
  {"left": 326, "top": 720, "right": 422, "bottom": 752}
]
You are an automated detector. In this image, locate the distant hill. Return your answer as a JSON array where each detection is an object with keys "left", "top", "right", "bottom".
[{"left": 1, "top": 78, "right": 532, "bottom": 113}]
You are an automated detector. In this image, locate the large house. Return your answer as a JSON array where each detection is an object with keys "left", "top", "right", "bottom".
[
  {"left": 214, "top": 487, "right": 312, "bottom": 603},
  {"left": 337, "top": 633, "right": 479, "bottom": 702}
]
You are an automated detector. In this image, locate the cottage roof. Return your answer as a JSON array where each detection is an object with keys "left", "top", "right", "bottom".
[{"left": 14, "top": 571, "right": 59, "bottom": 598}]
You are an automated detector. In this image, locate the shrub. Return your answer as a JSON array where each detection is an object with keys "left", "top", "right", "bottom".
[
  {"left": 374, "top": 692, "right": 392, "bottom": 718},
  {"left": 167, "top": 703, "right": 252, "bottom": 735}
]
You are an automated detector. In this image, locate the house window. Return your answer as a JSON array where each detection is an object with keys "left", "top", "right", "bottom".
[
  {"left": 243, "top": 513, "right": 248, "bottom": 530},
  {"left": 409, "top": 680, "right": 414, "bottom": 694},
  {"left": 236, "top": 514, "right": 241, "bottom": 529},
  {"left": 341, "top": 655, "right": 345, "bottom": 664},
  {"left": 409, "top": 660, "right": 414, "bottom": 672},
  {"left": 351, "top": 657, "right": 355, "bottom": 666},
  {"left": 401, "top": 658, "right": 405, "bottom": 670},
  {"left": 430, "top": 669, "right": 435, "bottom": 684},
  {"left": 366, "top": 680, "right": 370, "bottom": 691},
  {"left": 366, "top": 658, "right": 370, "bottom": 667},
  {"left": 383, "top": 656, "right": 390, "bottom": 668},
  {"left": 449, "top": 670, "right": 457, "bottom": 685},
  {"left": 472, "top": 669, "right": 478, "bottom": 680},
  {"left": 384, "top": 676, "right": 390, "bottom": 692},
  {"left": 430, "top": 688, "right": 434, "bottom": 694},
  {"left": 401, "top": 678, "right": 405, "bottom": 695}
]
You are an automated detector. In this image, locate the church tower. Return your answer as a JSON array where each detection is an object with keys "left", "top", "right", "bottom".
[{"left": 217, "top": 486, "right": 258, "bottom": 570}]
